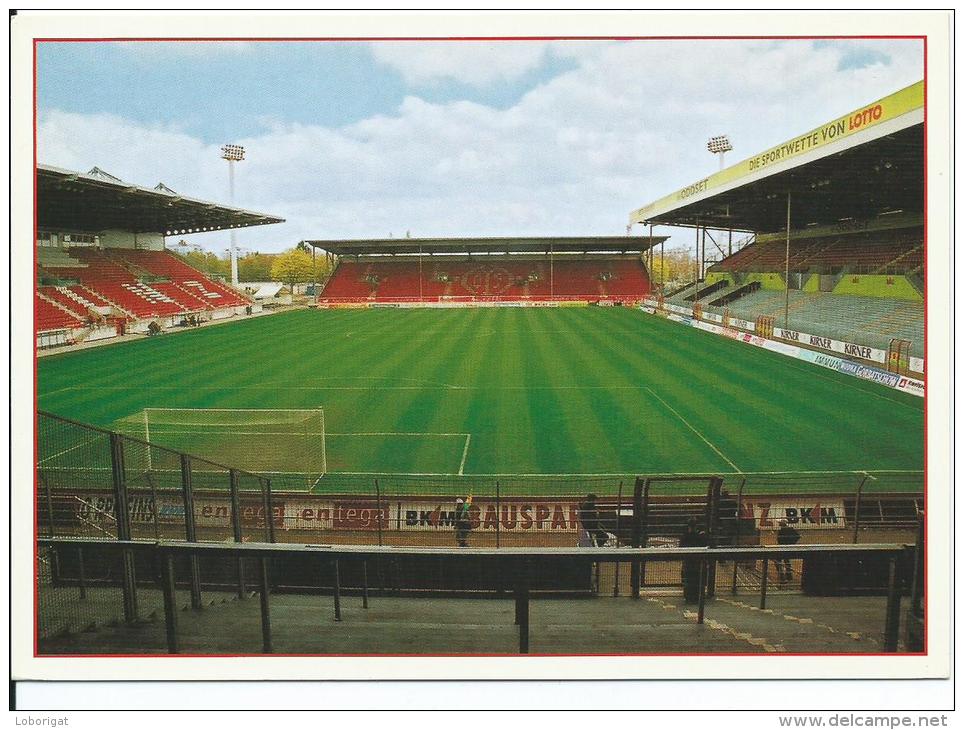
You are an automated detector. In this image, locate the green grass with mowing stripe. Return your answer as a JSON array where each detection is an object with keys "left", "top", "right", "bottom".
[{"left": 37, "top": 308, "right": 924, "bottom": 494}]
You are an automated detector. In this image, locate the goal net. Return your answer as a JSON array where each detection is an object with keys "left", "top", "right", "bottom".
[{"left": 115, "top": 408, "right": 327, "bottom": 490}]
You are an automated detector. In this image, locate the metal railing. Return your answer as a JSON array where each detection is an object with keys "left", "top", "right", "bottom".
[{"left": 38, "top": 535, "right": 913, "bottom": 656}]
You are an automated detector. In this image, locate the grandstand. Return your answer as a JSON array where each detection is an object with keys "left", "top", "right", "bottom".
[
  {"left": 631, "top": 80, "right": 925, "bottom": 367},
  {"left": 35, "top": 164, "right": 284, "bottom": 348},
  {"left": 710, "top": 228, "right": 924, "bottom": 277},
  {"left": 310, "top": 236, "right": 665, "bottom": 304}
]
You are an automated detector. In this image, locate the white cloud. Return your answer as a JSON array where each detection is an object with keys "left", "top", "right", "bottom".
[
  {"left": 38, "top": 110, "right": 215, "bottom": 191},
  {"left": 38, "top": 39, "right": 923, "bottom": 254},
  {"left": 371, "top": 41, "right": 551, "bottom": 87}
]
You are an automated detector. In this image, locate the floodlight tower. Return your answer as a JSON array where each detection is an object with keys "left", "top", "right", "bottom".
[
  {"left": 221, "top": 144, "right": 246, "bottom": 286},
  {"left": 707, "top": 135, "right": 733, "bottom": 171}
]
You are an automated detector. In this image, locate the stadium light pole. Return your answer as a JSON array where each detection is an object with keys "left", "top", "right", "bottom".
[
  {"left": 221, "top": 144, "right": 246, "bottom": 287},
  {"left": 707, "top": 135, "right": 733, "bottom": 171}
]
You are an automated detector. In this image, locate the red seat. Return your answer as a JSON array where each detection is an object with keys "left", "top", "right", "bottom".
[
  {"left": 51, "top": 249, "right": 185, "bottom": 318},
  {"left": 39, "top": 286, "right": 90, "bottom": 320},
  {"left": 68, "top": 285, "right": 113, "bottom": 308},
  {"left": 112, "top": 250, "right": 249, "bottom": 307},
  {"left": 36, "top": 247, "right": 256, "bottom": 341},
  {"left": 320, "top": 256, "right": 651, "bottom": 302},
  {"left": 36, "top": 292, "right": 84, "bottom": 331},
  {"left": 44, "top": 248, "right": 251, "bottom": 320}
]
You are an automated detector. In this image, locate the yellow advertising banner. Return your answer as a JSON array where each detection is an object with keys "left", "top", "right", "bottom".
[{"left": 630, "top": 80, "right": 924, "bottom": 223}]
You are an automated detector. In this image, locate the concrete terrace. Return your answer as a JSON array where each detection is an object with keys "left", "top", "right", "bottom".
[{"left": 39, "top": 587, "right": 901, "bottom": 656}]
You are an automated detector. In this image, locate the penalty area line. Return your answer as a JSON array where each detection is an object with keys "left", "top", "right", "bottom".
[
  {"left": 458, "top": 434, "right": 472, "bottom": 476},
  {"left": 37, "top": 439, "right": 105, "bottom": 466},
  {"left": 328, "top": 432, "right": 471, "bottom": 437},
  {"left": 644, "top": 387, "right": 742, "bottom": 473}
]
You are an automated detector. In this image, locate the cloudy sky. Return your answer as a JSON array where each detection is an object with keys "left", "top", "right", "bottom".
[{"left": 37, "top": 39, "right": 923, "bottom": 253}]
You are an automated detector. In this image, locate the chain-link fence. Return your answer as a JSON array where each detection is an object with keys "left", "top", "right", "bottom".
[
  {"left": 38, "top": 410, "right": 273, "bottom": 647},
  {"left": 39, "top": 411, "right": 272, "bottom": 545}
]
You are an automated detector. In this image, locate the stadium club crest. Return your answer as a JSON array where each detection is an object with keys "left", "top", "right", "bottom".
[{"left": 461, "top": 266, "right": 513, "bottom": 295}]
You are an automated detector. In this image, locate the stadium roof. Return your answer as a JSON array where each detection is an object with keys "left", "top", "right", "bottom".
[
  {"left": 629, "top": 81, "right": 924, "bottom": 233},
  {"left": 304, "top": 235, "right": 669, "bottom": 256},
  {"left": 37, "top": 164, "right": 285, "bottom": 235}
]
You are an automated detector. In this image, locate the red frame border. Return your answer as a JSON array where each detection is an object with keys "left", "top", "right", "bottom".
[{"left": 30, "top": 34, "right": 929, "bottom": 661}]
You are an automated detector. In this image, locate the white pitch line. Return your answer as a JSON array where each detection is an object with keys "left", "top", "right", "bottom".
[
  {"left": 134, "top": 430, "right": 467, "bottom": 437},
  {"left": 329, "top": 432, "right": 470, "bottom": 437},
  {"left": 767, "top": 358, "right": 924, "bottom": 412},
  {"left": 458, "top": 434, "right": 472, "bottom": 476},
  {"left": 319, "top": 468, "right": 920, "bottom": 478},
  {"left": 38, "top": 439, "right": 102, "bottom": 466},
  {"left": 37, "top": 385, "right": 77, "bottom": 398},
  {"left": 644, "top": 387, "right": 742, "bottom": 473},
  {"left": 37, "top": 464, "right": 917, "bottom": 479},
  {"left": 54, "top": 384, "right": 667, "bottom": 391},
  {"left": 145, "top": 407, "right": 326, "bottom": 413},
  {"left": 132, "top": 423, "right": 330, "bottom": 432}
]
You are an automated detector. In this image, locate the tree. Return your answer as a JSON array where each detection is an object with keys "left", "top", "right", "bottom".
[
  {"left": 270, "top": 248, "right": 315, "bottom": 294},
  {"left": 238, "top": 252, "right": 275, "bottom": 282},
  {"left": 174, "top": 249, "right": 230, "bottom": 278},
  {"left": 648, "top": 248, "right": 697, "bottom": 288},
  {"left": 312, "top": 254, "right": 332, "bottom": 286}
]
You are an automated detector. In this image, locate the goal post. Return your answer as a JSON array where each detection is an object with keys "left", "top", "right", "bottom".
[{"left": 114, "top": 408, "right": 327, "bottom": 490}]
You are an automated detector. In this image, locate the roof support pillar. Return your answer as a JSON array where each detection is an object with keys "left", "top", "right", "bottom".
[
  {"left": 701, "top": 227, "right": 706, "bottom": 282},
  {"left": 694, "top": 224, "right": 700, "bottom": 286},
  {"left": 648, "top": 224, "right": 654, "bottom": 281},
  {"left": 549, "top": 244, "right": 554, "bottom": 298},
  {"left": 784, "top": 192, "right": 792, "bottom": 330},
  {"left": 705, "top": 229, "right": 725, "bottom": 258},
  {"left": 660, "top": 235, "right": 665, "bottom": 293}
]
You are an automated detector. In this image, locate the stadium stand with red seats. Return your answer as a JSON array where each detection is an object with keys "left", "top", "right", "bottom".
[
  {"left": 66, "top": 285, "right": 113, "bottom": 309},
  {"left": 34, "top": 163, "right": 281, "bottom": 348},
  {"left": 36, "top": 248, "right": 250, "bottom": 326},
  {"left": 35, "top": 291, "right": 85, "bottom": 332},
  {"left": 319, "top": 256, "right": 651, "bottom": 303},
  {"left": 44, "top": 249, "right": 187, "bottom": 318},
  {"left": 35, "top": 247, "right": 255, "bottom": 346},
  {"left": 111, "top": 249, "right": 250, "bottom": 308},
  {"left": 38, "top": 286, "right": 92, "bottom": 321}
]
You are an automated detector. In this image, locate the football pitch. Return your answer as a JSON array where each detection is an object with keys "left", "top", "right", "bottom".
[{"left": 37, "top": 307, "right": 924, "bottom": 493}]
